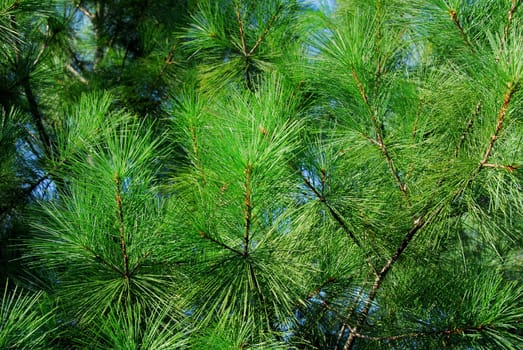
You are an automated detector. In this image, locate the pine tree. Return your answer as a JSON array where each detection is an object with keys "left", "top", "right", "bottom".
[{"left": 1, "top": 0, "right": 522, "bottom": 349}]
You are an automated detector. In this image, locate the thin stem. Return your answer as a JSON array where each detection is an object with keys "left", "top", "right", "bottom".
[
  {"left": 199, "top": 231, "right": 243, "bottom": 256},
  {"left": 302, "top": 177, "right": 361, "bottom": 248},
  {"left": 498, "top": 0, "right": 519, "bottom": 60},
  {"left": 448, "top": 8, "right": 474, "bottom": 50},
  {"left": 248, "top": 4, "right": 283, "bottom": 56},
  {"left": 302, "top": 176, "right": 379, "bottom": 277},
  {"left": 114, "top": 174, "right": 129, "bottom": 278},
  {"left": 353, "top": 324, "right": 487, "bottom": 342},
  {"left": 335, "top": 281, "right": 368, "bottom": 350},
  {"left": 23, "top": 80, "right": 52, "bottom": 152},
  {"left": 306, "top": 277, "right": 337, "bottom": 299},
  {"left": 65, "top": 63, "right": 89, "bottom": 84},
  {"left": 456, "top": 101, "right": 481, "bottom": 157},
  {"left": 343, "top": 216, "right": 426, "bottom": 349},
  {"left": 480, "top": 81, "right": 518, "bottom": 166},
  {"left": 481, "top": 163, "right": 518, "bottom": 172},
  {"left": 76, "top": 4, "right": 94, "bottom": 19},
  {"left": 83, "top": 245, "right": 123, "bottom": 275},
  {"left": 243, "top": 163, "right": 253, "bottom": 257},
  {"left": 351, "top": 68, "right": 408, "bottom": 197},
  {"left": 235, "top": 3, "right": 248, "bottom": 56}
]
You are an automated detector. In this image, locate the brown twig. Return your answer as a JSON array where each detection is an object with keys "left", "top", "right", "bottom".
[
  {"left": 481, "top": 163, "right": 518, "bottom": 172},
  {"left": 498, "top": 0, "right": 519, "bottom": 60},
  {"left": 23, "top": 80, "right": 52, "bottom": 152},
  {"left": 76, "top": 4, "right": 94, "bottom": 19},
  {"left": 235, "top": 4, "right": 248, "bottom": 56},
  {"left": 449, "top": 9, "right": 474, "bottom": 50},
  {"left": 480, "top": 82, "right": 518, "bottom": 166}
]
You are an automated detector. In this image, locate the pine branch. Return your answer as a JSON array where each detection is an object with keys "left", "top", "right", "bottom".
[
  {"left": 480, "top": 81, "right": 519, "bottom": 167},
  {"left": 498, "top": 0, "right": 519, "bottom": 60},
  {"left": 199, "top": 231, "right": 243, "bottom": 256},
  {"left": 23, "top": 80, "right": 52, "bottom": 153},
  {"left": 76, "top": 4, "right": 94, "bottom": 19},
  {"left": 83, "top": 245, "right": 123, "bottom": 275},
  {"left": 481, "top": 163, "right": 518, "bottom": 172},
  {"left": 302, "top": 176, "right": 361, "bottom": 248},
  {"left": 243, "top": 163, "right": 253, "bottom": 257},
  {"left": 302, "top": 176, "right": 379, "bottom": 277},
  {"left": 456, "top": 101, "right": 481, "bottom": 157},
  {"left": 248, "top": 4, "right": 283, "bottom": 56},
  {"left": 65, "top": 63, "right": 88, "bottom": 84},
  {"left": 235, "top": 3, "right": 248, "bottom": 56},
  {"left": 343, "top": 216, "right": 426, "bottom": 349},
  {"left": 353, "top": 324, "right": 488, "bottom": 342},
  {"left": 448, "top": 8, "right": 474, "bottom": 50},
  {"left": 306, "top": 277, "right": 337, "bottom": 299},
  {"left": 114, "top": 174, "right": 129, "bottom": 278},
  {"left": 351, "top": 68, "right": 408, "bottom": 198},
  {"left": 336, "top": 283, "right": 368, "bottom": 349}
]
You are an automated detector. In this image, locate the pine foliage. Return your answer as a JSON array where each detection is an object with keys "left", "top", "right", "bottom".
[{"left": 0, "top": 0, "right": 522, "bottom": 349}]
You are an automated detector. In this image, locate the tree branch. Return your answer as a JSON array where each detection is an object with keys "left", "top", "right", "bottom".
[
  {"left": 302, "top": 176, "right": 361, "bottom": 248},
  {"left": 448, "top": 8, "right": 474, "bottom": 50},
  {"left": 353, "top": 324, "right": 488, "bottom": 342},
  {"left": 65, "top": 63, "right": 88, "bottom": 84},
  {"left": 23, "top": 80, "right": 52, "bottom": 152},
  {"left": 114, "top": 174, "right": 129, "bottom": 278},
  {"left": 199, "top": 231, "right": 243, "bottom": 256},
  {"left": 235, "top": 3, "right": 248, "bottom": 56},
  {"left": 351, "top": 68, "right": 408, "bottom": 197},
  {"left": 243, "top": 162, "right": 253, "bottom": 257},
  {"left": 481, "top": 163, "right": 518, "bottom": 172},
  {"left": 76, "top": 4, "right": 94, "bottom": 19},
  {"left": 83, "top": 245, "right": 123, "bottom": 275},
  {"left": 498, "top": 0, "right": 519, "bottom": 60},
  {"left": 248, "top": 4, "right": 283, "bottom": 56},
  {"left": 343, "top": 216, "right": 426, "bottom": 349},
  {"left": 480, "top": 81, "right": 518, "bottom": 166}
]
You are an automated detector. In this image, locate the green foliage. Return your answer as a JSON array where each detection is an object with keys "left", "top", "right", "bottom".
[
  {"left": 0, "top": 0, "right": 522, "bottom": 349},
  {"left": 0, "top": 282, "right": 54, "bottom": 349}
]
